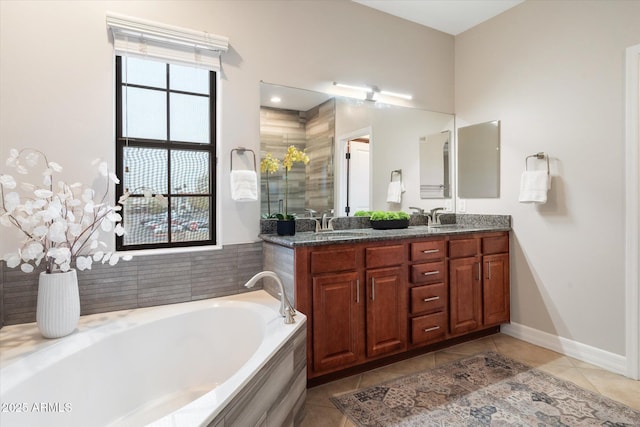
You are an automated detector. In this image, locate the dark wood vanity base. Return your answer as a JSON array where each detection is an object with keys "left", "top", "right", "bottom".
[
  {"left": 307, "top": 326, "right": 500, "bottom": 388},
  {"left": 262, "top": 226, "right": 510, "bottom": 383}
]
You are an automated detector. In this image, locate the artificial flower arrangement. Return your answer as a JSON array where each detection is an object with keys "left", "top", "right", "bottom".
[
  {"left": 0, "top": 148, "right": 132, "bottom": 274},
  {"left": 261, "top": 145, "right": 309, "bottom": 220}
]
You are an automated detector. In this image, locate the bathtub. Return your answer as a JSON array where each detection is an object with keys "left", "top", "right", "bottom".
[{"left": 0, "top": 290, "right": 307, "bottom": 427}]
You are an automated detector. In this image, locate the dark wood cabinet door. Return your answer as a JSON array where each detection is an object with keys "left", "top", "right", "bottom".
[
  {"left": 366, "top": 267, "right": 406, "bottom": 358},
  {"left": 449, "top": 256, "right": 482, "bottom": 335},
  {"left": 312, "top": 272, "right": 361, "bottom": 372},
  {"left": 483, "top": 253, "right": 510, "bottom": 325}
]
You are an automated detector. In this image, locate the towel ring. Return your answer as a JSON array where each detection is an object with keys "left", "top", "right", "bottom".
[
  {"left": 230, "top": 147, "right": 256, "bottom": 172},
  {"left": 390, "top": 169, "right": 402, "bottom": 182},
  {"left": 525, "top": 152, "right": 549, "bottom": 175}
]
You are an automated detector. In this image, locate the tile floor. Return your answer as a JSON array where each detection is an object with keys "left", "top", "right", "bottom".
[{"left": 300, "top": 333, "right": 640, "bottom": 426}]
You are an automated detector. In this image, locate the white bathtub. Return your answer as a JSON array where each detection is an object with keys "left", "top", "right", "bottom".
[{"left": 0, "top": 290, "right": 307, "bottom": 427}]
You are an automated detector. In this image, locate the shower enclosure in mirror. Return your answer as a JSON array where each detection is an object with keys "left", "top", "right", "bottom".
[
  {"left": 420, "top": 131, "right": 451, "bottom": 199},
  {"left": 259, "top": 82, "right": 455, "bottom": 217}
]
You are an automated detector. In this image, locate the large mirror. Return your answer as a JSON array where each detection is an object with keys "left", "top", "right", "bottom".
[
  {"left": 457, "top": 120, "right": 500, "bottom": 198},
  {"left": 259, "top": 82, "right": 455, "bottom": 217}
]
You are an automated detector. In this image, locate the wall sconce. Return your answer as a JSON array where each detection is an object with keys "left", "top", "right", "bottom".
[{"left": 333, "top": 82, "right": 412, "bottom": 101}]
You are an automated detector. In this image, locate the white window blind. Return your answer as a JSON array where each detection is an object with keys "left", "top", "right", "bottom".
[{"left": 106, "top": 12, "right": 229, "bottom": 70}]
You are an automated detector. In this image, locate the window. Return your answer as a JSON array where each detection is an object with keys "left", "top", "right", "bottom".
[{"left": 115, "top": 55, "right": 216, "bottom": 250}]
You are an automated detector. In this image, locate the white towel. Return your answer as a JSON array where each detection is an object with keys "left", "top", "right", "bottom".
[
  {"left": 230, "top": 170, "right": 258, "bottom": 201},
  {"left": 386, "top": 181, "right": 405, "bottom": 203},
  {"left": 519, "top": 170, "right": 550, "bottom": 204}
]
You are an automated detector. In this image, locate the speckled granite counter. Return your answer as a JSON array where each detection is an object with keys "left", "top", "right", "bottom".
[{"left": 260, "top": 214, "right": 511, "bottom": 248}]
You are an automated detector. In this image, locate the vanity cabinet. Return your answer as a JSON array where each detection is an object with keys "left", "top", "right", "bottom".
[
  {"left": 266, "top": 229, "right": 510, "bottom": 382},
  {"left": 365, "top": 244, "right": 406, "bottom": 358},
  {"left": 306, "top": 243, "right": 407, "bottom": 376},
  {"left": 407, "top": 239, "right": 448, "bottom": 346},
  {"left": 449, "top": 233, "right": 510, "bottom": 336}
]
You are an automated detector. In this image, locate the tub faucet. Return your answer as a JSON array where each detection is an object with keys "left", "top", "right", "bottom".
[{"left": 244, "top": 271, "right": 296, "bottom": 324}]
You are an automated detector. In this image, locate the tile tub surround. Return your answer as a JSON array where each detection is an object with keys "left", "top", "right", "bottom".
[{"left": 0, "top": 242, "right": 263, "bottom": 329}]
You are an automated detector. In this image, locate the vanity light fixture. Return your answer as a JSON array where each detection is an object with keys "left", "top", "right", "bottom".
[{"left": 333, "top": 81, "right": 412, "bottom": 101}]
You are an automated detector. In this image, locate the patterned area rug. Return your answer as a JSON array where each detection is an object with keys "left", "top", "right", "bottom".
[{"left": 330, "top": 352, "right": 640, "bottom": 426}]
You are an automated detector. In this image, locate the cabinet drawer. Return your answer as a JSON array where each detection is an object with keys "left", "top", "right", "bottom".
[
  {"left": 411, "top": 312, "right": 447, "bottom": 345},
  {"left": 449, "top": 238, "right": 478, "bottom": 259},
  {"left": 482, "top": 234, "right": 509, "bottom": 255},
  {"left": 310, "top": 248, "right": 357, "bottom": 274},
  {"left": 410, "top": 261, "right": 445, "bottom": 284},
  {"left": 410, "top": 240, "right": 445, "bottom": 262},
  {"left": 366, "top": 245, "right": 404, "bottom": 269},
  {"left": 410, "top": 283, "right": 446, "bottom": 314}
]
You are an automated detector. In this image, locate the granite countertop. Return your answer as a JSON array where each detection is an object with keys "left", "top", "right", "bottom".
[{"left": 260, "top": 223, "right": 511, "bottom": 248}]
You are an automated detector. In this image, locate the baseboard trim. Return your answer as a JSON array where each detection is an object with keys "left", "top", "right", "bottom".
[{"left": 500, "top": 323, "right": 627, "bottom": 376}]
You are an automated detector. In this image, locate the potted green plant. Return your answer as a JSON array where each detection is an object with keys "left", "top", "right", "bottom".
[{"left": 369, "top": 210, "right": 410, "bottom": 229}]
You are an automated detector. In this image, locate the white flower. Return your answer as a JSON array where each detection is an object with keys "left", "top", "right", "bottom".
[
  {"left": 47, "top": 220, "right": 67, "bottom": 243},
  {"left": 101, "top": 220, "right": 113, "bottom": 232},
  {"left": 23, "top": 242, "right": 44, "bottom": 260},
  {"left": 108, "top": 253, "right": 119, "bottom": 266},
  {"left": 48, "top": 161, "right": 62, "bottom": 172},
  {"left": 34, "top": 189, "right": 53, "bottom": 199},
  {"left": 33, "top": 225, "right": 48, "bottom": 237},
  {"left": 0, "top": 174, "right": 16, "bottom": 189},
  {"left": 4, "top": 253, "right": 21, "bottom": 268},
  {"left": 2, "top": 149, "right": 133, "bottom": 274},
  {"left": 4, "top": 192, "right": 20, "bottom": 213},
  {"left": 76, "top": 256, "right": 92, "bottom": 271},
  {"left": 114, "top": 223, "right": 125, "bottom": 236}
]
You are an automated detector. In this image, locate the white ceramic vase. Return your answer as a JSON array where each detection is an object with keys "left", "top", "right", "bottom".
[{"left": 37, "top": 269, "right": 80, "bottom": 338}]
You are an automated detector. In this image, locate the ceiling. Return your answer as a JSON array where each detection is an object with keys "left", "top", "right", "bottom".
[{"left": 353, "top": 0, "right": 525, "bottom": 35}]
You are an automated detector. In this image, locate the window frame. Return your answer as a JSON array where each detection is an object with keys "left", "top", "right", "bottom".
[{"left": 115, "top": 55, "right": 217, "bottom": 251}]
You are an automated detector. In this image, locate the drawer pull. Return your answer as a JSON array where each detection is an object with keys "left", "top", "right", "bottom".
[
  {"left": 423, "top": 271, "right": 440, "bottom": 276},
  {"left": 371, "top": 277, "right": 375, "bottom": 301},
  {"left": 422, "top": 249, "right": 440, "bottom": 254},
  {"left": 356, "top": 279, "right": 360, "bottom": 303},
  {"left": 423, "top": 296, "right": 440, "bottom": 302},
  {"left": 423, "top": 326, "right": 440, "bottom": 333}
]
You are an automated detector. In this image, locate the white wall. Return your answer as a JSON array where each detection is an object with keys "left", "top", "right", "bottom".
[
  {"left": 455, "top": 0, "right": 640, "bottom": 356},
  {"left": 0, "top": 0, "right": 454, "bottom": 251}
]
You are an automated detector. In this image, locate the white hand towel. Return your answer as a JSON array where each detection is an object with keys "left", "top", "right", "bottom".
[
  {"left": 230, "top": 170, "right": 258, "bottom": 201},
  {"left": 386, "top": 181, "right": 405, "bottom": 203},
  {"left": 519, "top": 170, "right": 550, "bottom": 204}
]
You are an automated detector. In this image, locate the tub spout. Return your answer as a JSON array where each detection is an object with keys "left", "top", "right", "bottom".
[{"left": 244, "top": 271, "right": 296, "bottom": 323}]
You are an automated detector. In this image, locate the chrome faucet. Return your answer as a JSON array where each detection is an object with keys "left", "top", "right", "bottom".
[
  {"left": 409, "top": 206, "right": 425, "bottom": 215},
  {"left": 427, "top": 207, "right": 445, "bottom": 225},
  {"left": 315, "top": 211, "right": 334, "bottom": 232},
  {"left": 244, "top": 271, "right": 296, "bottom": 324}
]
